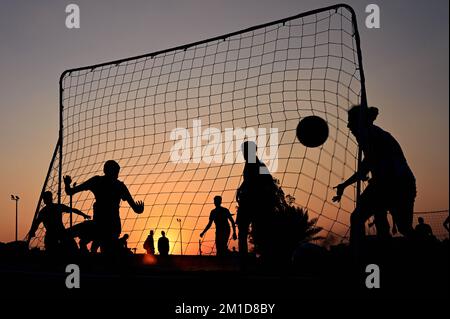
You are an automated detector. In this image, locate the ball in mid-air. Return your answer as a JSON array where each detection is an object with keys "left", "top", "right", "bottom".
[{"left": 296, "top": 115, "right": 329, "bottom": 148}]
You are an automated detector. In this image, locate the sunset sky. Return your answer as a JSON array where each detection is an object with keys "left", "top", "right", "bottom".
[{"left": 0, "top": 0, "right": 448, "bottom": 246}]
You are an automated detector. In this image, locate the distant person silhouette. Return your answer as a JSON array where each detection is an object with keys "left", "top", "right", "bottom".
[
  {"left": 143, "top": 230, "right": 155, "bottom": 255},
  {"left": 236, "top": 141, "right": 276, "bottom": 257},
  {"left": 200, "top": 196, "right": 237, "bottom": 256},
  {"left": 415, "top": 217, "right": 434, "bottom": 240},
  {"left": 333, "top": 105, "right": 416, "bottom": 247},
  {"left": 27, "top": 191, "right": 90, "bottom": 252},
  {"left": 158, "top": 231, "right": 169, "bottom": 256},
  {"left": 119, "top": 233, "right": 133, "bottom": 255},
  {"left": 64, "top": 160, "right": 144, "bottom": 253}
]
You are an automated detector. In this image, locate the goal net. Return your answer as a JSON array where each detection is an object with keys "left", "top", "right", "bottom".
[{"left": 30, "top": 4, "right": 367, "bottom": 255}]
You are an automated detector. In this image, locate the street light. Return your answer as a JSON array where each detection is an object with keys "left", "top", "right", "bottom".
[
  {"left": 176, "top": 218, "right": 183, "bottom": 255},
  {"left": 10, "top": 195, "right": 19, "bottom": 242}
]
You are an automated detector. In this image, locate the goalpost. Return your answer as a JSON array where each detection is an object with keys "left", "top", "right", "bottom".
[{"left": 30, "top": 4, "right": 367, "bottom": 254}]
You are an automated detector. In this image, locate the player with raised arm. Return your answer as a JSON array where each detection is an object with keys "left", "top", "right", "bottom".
[{"left": 64, "top": 160, "right": 144, "bottom": 254}]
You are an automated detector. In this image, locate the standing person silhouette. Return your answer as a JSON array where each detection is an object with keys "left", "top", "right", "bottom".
[
  {"left": 236, "top": 141, "right": 276, "bottom": 258},
  {"left": 415, "top": 217, "right": 434, "bottom": 240},
  {"left": 333, "top": 105, "right": 416, "bottom": 248},
  {"left": 64, "top": 160, "right": 144, "bottom": 254},
  {"left": 143, "top": 230, "right": 155, "bottom": 255},
  {"left": 158, "top": 231, "right": 169, "bottom": 256},
  {"left": 200, "top": 196, "right": 237, "bottom": 256},
  {"left": 27, "top": 191, "right": 90, "bottom": 253}
]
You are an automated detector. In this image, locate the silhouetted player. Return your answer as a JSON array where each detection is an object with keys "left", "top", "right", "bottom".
[
  {"left": 333, "top": 105, "right": 416, "bottom": 247},
  {"left": 415, "top": 217, "right": 434, "bottom": 240},
  {"left": 143, "top": 230, "right": 155, "bottom": 255},
  {"left": 200, "top": 196, "right": 237, "bottom": 256},
  {"left": 158, "top": 231, "right": 169, "bottom": 256},
  {"left": 64, "top": 160, "right": 144, "bottom": 253},
  {"left": 28, "top": 191, "right": 90, "bottom": 252},
  {"left": 118, "top": 233, "right": 133, "bottom": 255},
  {"left": 236, "top": 141, "right": 276, "bottom": 257}
]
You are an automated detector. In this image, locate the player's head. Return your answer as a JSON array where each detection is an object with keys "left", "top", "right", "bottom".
[
  {"left": 241, "top": 141, "right": 257, "bottom": 162},
  {"left": 43, "top": 191, "right": 53, "bottom": 205},
  {"left": 213, "top": 195, "right": 222, "bottom": 207},
  {"left": 103, "top": 160, "right": 120, "bottom": 179},
  {"left": 347, "top": 105, "right": 379, "bottom": 137},
  {"left": 161, "top": 231, "right": 166, "bottom": 237},
  {"left": 150, "top": 230, "right": 154, "bottom": 236},
  {"left": 418, "top": 217, "right": 424, "bottom": 224},
  {"left": 122, "top": 234, "right": 129, "bottom": 240}
]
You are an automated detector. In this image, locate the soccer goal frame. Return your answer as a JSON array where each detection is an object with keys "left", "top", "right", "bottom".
[{"left": 29, "top": 4, "right": 368, "bottom": 252}]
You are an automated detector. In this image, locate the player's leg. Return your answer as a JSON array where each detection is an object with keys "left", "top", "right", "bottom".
[
  {"left": 238, "top": 220, "right": 249, "bottom": 255},
  {"left": 222, "top": 227, "right": 231, "bottom": 255},
  {"left": 391, "top": 181, "right": 416, "bottom": 239},
  {"left": 391, "top": 206, "right": 413, "bottom": 239},
  {"left": 90, "top": 240, "right": 100, "bottom": 253},
  {"left": 215, "top": 231, "right": 225, "bottom": 256},
  {"left": 350, "top": 184, "right": 380, "bottom": 245},
  {"left": 374, "top": 210, "right": 391, "bottom": 239},
  {"left": 69, "top": 220, "right": 95, "bottom": 253},
  {"left": 44, "top": 233, "right": 58, "bottom": 253}
]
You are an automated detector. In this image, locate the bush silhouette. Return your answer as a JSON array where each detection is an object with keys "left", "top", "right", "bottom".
[{"left": 247, "top": 179, "right": 323, "bottom": 264}]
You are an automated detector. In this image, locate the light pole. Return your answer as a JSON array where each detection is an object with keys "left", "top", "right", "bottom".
[
  {"left": 176, "top": 218, "right": 182, "bottom": 255},
  {"left": 10, "top": 195, "right": 19, "bottom": 242}
]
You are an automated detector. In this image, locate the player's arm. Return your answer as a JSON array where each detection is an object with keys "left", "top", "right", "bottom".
[
  {"left": 200, "top": 213, "right": 214, "bottom": 237},
  {"left": 121, "top": 185, "right": 144, "bottom": 214},
  {"left": 27, "top": 213, "right": 43, "bottom": 240},
  {"left": 427, "top": 225, "right": 434, "bottom": 236},
  {"left": 64, "top": 175, "right": 92, "bottom": 196},
  {"left": 227, "top": 211, "right": 237, "bottom": 240},
  {"left": 333, "top": 158, "right": 369, "bottom": 202},
  {"left": 60, "top": 204, "right": 90, "bottom": 220}
]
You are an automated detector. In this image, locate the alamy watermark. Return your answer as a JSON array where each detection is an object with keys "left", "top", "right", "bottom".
[
  {"left": 365, "top": 4, "right": 380, "bottom": 29},
  {"left": 65, "top": 4, "right": 80, "bottom": 29},
  {"left": 169, "top": 120, "right": 279, "bottom": 174},
  {"left": 65, "top": 264, "right": 80, "bottom": 288},
  {"left": 365, "top": 263, "right": 380, "bottom": 289}
]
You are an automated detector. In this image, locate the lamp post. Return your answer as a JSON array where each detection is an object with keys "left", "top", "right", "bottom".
[
  {"left": 10, "top": 195, "right": 19, "bottom": 242},
  {"left": 176, "top": 218, "right": 182, "bottom": 255}
]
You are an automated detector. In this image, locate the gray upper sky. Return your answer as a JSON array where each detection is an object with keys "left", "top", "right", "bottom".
[{"left": 0, "top": 0, "right": 448, "bottom": 242}]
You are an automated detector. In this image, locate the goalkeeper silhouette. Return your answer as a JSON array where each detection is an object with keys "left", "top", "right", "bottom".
[
  {"left": 333, "top": 105, "right": 416, "bottom": 249},
  {"left": 64, "top": 160, "right": 144, "bottom": 254},
  {"left": 27, "top": 191, "right": 90, "bottom": 253}
]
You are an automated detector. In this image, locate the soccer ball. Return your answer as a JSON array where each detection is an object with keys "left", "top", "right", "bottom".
[{"left": 296, "top": 116, "right": 329, "bottom": 148}]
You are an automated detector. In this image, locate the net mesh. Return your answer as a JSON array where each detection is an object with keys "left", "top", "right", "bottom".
[{"left": 30, "top": 5, "right": 365, "bottom": 254}]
